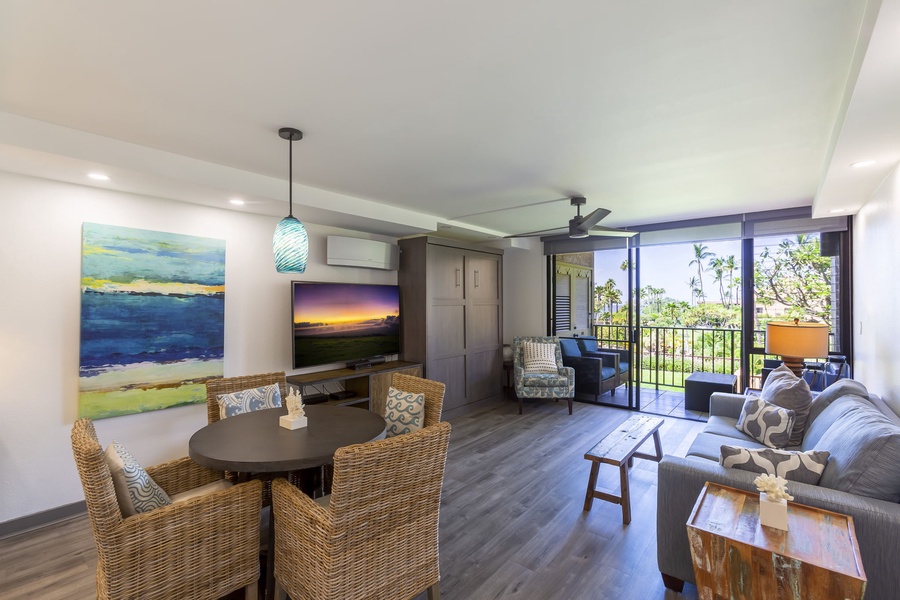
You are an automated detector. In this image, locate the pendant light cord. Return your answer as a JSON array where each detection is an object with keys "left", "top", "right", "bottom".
[{"left": 288, "top": 136, "right": 294, "bottom": 218}]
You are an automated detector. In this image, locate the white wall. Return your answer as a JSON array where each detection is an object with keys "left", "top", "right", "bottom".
[
  {"left": 0, "top": 171, "right": 397, "bottom": 524},
  {"left": 853, "top": 164, "right": 900, "bottom": 404},
  {"left": 501, "top": 238, "right": 548, "bottom": 341}
]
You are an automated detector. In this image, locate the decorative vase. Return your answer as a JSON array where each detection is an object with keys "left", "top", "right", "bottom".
[
  {"left": 502, "top": 344, "right": 513, "bottom": 362},
  {"left": 759, "top": 492, "right": 788, "bottom": 531}
]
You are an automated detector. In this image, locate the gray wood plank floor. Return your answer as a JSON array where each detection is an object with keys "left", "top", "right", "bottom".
[{"left": 0, "top": 397, "right": 702, "bottom": 600}]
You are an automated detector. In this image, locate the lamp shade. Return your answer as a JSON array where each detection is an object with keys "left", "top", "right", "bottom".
[
  {"left": 273, "top": 216, "right": 308, "bottom": 273},
  {"left": 765, "top": 321, "right": 829, "bottom": 359}
]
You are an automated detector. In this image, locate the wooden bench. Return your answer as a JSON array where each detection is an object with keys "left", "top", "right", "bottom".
[{"left": 583, "top": 415, "right": 664, "bottom": 524}]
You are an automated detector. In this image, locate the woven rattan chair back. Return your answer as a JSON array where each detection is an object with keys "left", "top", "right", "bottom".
[
  {"left": 205, "top": 371, "right": 287, "bottom": 424},
  {"left": 390, "top": 372, "right": 445, "bottom": 427},
  {"left": 273, "top": 421, "right": 451, "bottom": 600},
  {"left": 71, "top": 418, "right": 263, "bottom": 600},
  {"left": 71, "top": 418, "right": 123, "bottom": 562}
]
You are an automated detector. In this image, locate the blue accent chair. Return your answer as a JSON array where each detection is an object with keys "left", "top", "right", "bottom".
[
  {"left": 575, "top": 337, "right": 630, "bottom": 397},
  {"left": 513, "top": 336, "right": 575, "bottom": 415},
  {"left": 559, "top": 338, "right": 621, "bottom": 401}
]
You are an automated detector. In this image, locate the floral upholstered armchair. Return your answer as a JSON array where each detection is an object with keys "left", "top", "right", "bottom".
[{"left": 513, "top": 336, "right": 575, "bottom": 415}]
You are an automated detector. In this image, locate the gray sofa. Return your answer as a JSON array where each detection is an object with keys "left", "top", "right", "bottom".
[{"left": 657, "top": 379, "right": 900, "bottom": 600}]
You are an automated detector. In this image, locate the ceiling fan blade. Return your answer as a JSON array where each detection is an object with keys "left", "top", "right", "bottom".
[
  {"left": 574, "top": 207, "right": 611, "bottom": 232},
  {"left": 451, "top": 197, "right": 569, "bottom": 220},
  {"left": 587, "top": 225, "right": 638, "bottom": 238},
  {"left": 504, "top": 226, "right": 568, "bottom": 238}
]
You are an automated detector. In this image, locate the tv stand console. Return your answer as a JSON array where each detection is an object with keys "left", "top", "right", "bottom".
[{"left": 286, "top": 361, "right": 422, "bottom": 415}]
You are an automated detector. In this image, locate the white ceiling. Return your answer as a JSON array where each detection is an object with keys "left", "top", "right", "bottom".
[{"left": 0, "top": 0, "right": 897, "bottom": 240}]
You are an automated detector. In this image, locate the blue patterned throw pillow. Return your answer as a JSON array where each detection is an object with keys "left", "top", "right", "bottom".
[
  {"left": 384, "top": 386, "right": 425, "bottom": 437},
  {"left": 216, "top": 383, "right": 283, "bottom": 420},
  {"left": 105, "top": 441, "right": 172, "bottom": 517}
]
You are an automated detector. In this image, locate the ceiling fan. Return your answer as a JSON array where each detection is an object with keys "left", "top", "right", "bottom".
[{"left": 505, "top": 196, "right": 636, "bottom": 239}]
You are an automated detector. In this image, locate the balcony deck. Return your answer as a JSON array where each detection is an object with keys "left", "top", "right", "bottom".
[{"left": 636, "top": 386, "right": 707, "bottom": 421}]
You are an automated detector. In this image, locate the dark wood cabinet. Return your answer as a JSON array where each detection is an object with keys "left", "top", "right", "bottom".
[
  {"left": 286, "top": 361, "right": 422, "bottom": 416},
  {"left": 399, "top": 236, "right": 503, "bottom": 411}
]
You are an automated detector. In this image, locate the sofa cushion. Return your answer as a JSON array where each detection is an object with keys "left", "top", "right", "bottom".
[
  {"left": 601, "top": 367, "right": 617, "bottom": 382},
  {"left": 719, "top": 446, "right": 830, "bottom": 485},
  {"left": 703, "top": 415, "right": 753, "bottom": 441},
  {"left": 521, "top": 373, "right": 568, "bottom": 387},
  {"left": 807, "top": 378, "right": 870, "bottom": 426},
  {"left": 735, "top": 397, "right": 795, "bottom": 449},
  {"left": 558, "top": 338, "right": 581, "bottom": 359},
  {"left": 170, "top": 479, "right": 233, "bottom": 503},
  {"left": 760, "top": 364, "right": 813, "bottom": 446},
  {"left": 801, "top": 395, "right": 869, "bottom": 451},
  {"left": 686, "top": 431, "right": 767, "bottom": 462},
  {"left": 812, "top": 400, "right": 900, "bottom": 502}
]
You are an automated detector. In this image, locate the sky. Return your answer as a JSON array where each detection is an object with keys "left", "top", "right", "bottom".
[
  {"left": 293, "top": 283, "right": 399, "bottom": 323},
  {"left": 593, "top": 239, "right": 743, "bottom": 303}
]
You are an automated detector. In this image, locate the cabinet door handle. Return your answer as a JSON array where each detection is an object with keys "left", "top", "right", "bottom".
[
  {"left": 455, "top": 268, "right": 461, "bottom": 287},
  {"left": 474, "top": 269, "right": 480, "bottom": 288}
]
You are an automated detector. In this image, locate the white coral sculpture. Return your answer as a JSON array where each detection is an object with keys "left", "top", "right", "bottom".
[
  {"left": 286, "top": 388, "right": 305, "bottom": 417},
  {"left": 754, "top": 473, "right": 794, "bottom": 502}
]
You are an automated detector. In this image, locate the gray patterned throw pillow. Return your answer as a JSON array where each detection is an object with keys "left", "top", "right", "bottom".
[
  {"left": 720, "top": 445, "right": 830, "bottom": 485},
  {"left": 760, "top": 364, "right": 813, "bottom": 446},
  {"left": 105, "top": 441, "right": 173, "bottom": 516},
  {"left": 735, "top": 397, "right": 795, "bottom": 448}
]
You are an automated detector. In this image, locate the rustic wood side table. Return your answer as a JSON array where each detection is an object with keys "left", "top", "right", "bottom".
[{"left": 687, "top": 482, "right": 866, "bottom": 600}]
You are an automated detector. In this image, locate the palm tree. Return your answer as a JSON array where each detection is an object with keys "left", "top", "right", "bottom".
[
  {"left": 724, "top": 255, "right": 738, "bottom": 306},
  {"left": 709, "top": 257, "right": 727, "bottom": 306},
  {"left": 653, "top": 286, "right": 666, "bottom": 312},
  {"left": 689, "top": 243, "right": 715, "bottom": 304},
  {"left": 686, "top": 276, "right": 699, "bottom": 306},
  {"left": 596, "top": 279, "right": 622, "bottom": 323}
]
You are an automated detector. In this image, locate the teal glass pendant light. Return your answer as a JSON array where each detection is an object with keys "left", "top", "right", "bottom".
[{"left": 273, "top": 127, "right": 309, "bottom": 273}]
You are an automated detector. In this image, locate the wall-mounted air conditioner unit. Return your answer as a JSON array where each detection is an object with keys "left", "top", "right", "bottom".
[{"left": 326, "top": 236, "right": 399, "bottom": 271}]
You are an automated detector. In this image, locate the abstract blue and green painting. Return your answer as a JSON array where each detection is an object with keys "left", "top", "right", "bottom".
[{"left": 78, "top": 223, "right": 225, "bottom": 419}]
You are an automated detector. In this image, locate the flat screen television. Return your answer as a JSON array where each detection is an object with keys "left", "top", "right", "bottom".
[{"left": 291, "top": 282, "right": 401, "bottom": 369}]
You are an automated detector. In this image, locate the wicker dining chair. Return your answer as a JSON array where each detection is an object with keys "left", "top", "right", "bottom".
[
  {"left": 390, "top": 372, "right": 446, "bottom": 427},
  {"left": 71, "top": 418, "right": 262, "bottom": 600},
  {"left": 205, "top": 371, "right": 288, "bottom": 424},
  {"left": 272, "top": 420, "right": 452, "bottom": 600}
]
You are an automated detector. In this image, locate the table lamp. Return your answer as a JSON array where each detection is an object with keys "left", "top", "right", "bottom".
[{"left": 765, "top": 319, "right": 829, "bottom": 377}]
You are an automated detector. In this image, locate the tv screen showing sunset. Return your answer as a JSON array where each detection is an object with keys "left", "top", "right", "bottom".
[{"left": 292, "top": 282, "right": 400, "bottom": 368}]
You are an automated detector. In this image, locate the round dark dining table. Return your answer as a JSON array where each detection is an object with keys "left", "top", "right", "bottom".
[
  {"left": 188, "top": 404, "right": 386, "bottom": 600},
  {"left": 189, "top": 404, "right": 387, "bottom": 473}
]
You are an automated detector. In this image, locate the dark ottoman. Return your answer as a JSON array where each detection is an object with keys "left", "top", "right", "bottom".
[{"left": 684, "top": 372, "right": 737, "bottom": 412}]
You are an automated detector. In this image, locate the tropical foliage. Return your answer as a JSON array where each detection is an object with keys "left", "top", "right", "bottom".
[{"left": 591, "top": 235, "right": 834, "bottom": 386}]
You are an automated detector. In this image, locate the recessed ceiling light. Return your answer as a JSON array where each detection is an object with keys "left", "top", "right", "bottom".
[
  {"left": 850, "top": 160, "right": 875, "bottom": 168},
  {"left": 229, "top": 198, "right": 246, "bottom": 206},
  {"left": 829, "top": 208, "right": 846, "bottom": 214},
  {"left": 87, "top": 172, "right": 110, "bottom": 181}
]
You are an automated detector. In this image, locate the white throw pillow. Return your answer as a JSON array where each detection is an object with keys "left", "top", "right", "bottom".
[
  {"left": 384, "top": 386, "right": 425, "bottom": 437},
  {"left": 105, "top": 441, "right": 172, "bottom": 517},
  {"left": 216, "top": 383, "right": 282, "bottom": 420},
  {"left": 523, "top": 342, "right": 558, "bottom": 374}
]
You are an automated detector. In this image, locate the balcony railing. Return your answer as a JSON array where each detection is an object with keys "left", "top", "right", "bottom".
[{"left": 593, "top": 324, "right": 741, "bottom": 389}]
